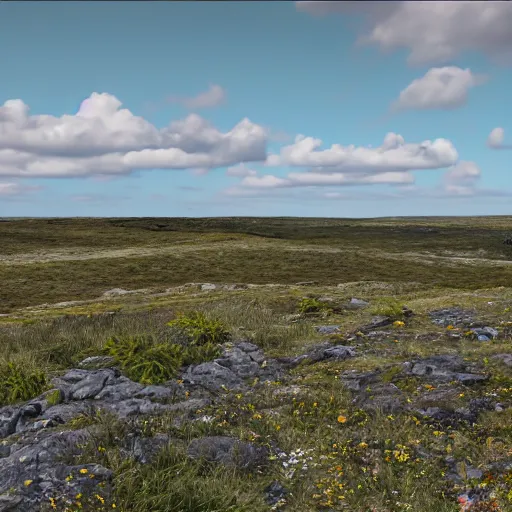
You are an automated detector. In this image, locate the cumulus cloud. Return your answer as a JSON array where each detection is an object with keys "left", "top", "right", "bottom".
[
  {"left": 265, "top": 132, "right": 458, "bottom": 172},
  {"left": 168, "top": 84, "right": 226, "bottom": 110},
  {"left": 487, "top": 127, "right": 512, "bottom": 149},
  {"left": 226, "top": 163, "right": 258, "bottom": 177},
  {"left": 297, "top": 1, "right": 512, "bottom": 66},
  {"left": 238, "top": 170, "right": 414, "bottom": 189},
  {"left": 392, "top": 67, "right": 487, "bottom": 111},
  {"left": 441, "top": 160, "right": 481, "bottom": 196},
  {"left": 0, "top": 92, "right": 267, "bottom": 178}
]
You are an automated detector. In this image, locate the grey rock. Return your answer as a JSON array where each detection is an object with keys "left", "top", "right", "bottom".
[
  {"left": 0, "top": 408, "right": 21, "bottom": 440},
  {"left": 69, "top": 369, "right": 117, "bottom": 400},
  {"left": 188, "top": 436, "right": 269, "bottom": 471},
  {"left": 78, "top": 356, "right": 116, "bottom": 369},
  {"left": 95, "top": 377, "right": 145, "bottom": 401},
  {"left": 168, "top": 398, "right": 211, "bottom": 415},
  {"left": 315, "top": 325, "right": 341, "bottom": 335},
  {"left": 455, "top": 373, "right": 489, "bottom": 385},
  {"left": 184, "top": 362, "right": 242, "bottom": 392},
  {"left": 322, "top": 345, "right": 356, "bottom": 361},
  {"left": 348, "top": 298, "right": 369, "bottom": 308},
  {"left": 201, "top": 283, "right": 216, "bottom": 291},
  {"left": 492, "top": 354, "right": 512, "bottom": 366},
  {"left": 125, "top": 434, "right": 170, "bottom": 464},
  {"left": 469, "top": 327, "right": 499, "bottom": 339},
  {"left": 265, "top": 481, "right": 288, "bottom": 506},
  {"left": 103, "top": 288, "right": 131, "bottom": 297},
  {"left": 216, "top": 347, "right": 261, "bottom": 379},
  {"left": 0, "top": 445, "right": 9, "bottom": 458},
  {"left": 428, "top": 307, "right": 476, "bottom": 327},
  {"left": 0, "top": 494, "right": 22, "bottom": 511},
  {"left": 102, "top": 398, "right": 168, "bottom": 418},
  {"left": 42, "top": 401, "right": 93, "bottom": 424}
]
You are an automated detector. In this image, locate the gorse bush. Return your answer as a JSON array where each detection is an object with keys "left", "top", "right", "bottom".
[
  {"left": 0, "top": 362, "right": 47, "bottom": 406},
  {"left": 167, "top": 312, "right": 231, "bottom": 346}
]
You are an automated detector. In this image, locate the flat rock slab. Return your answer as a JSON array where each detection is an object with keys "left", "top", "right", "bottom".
[{"left": 188, "top": 436, "right": 269, "bottom": 471}]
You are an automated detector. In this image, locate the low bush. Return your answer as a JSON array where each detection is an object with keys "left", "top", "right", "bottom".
[
  {"left": 0, "top": 361, "right": 47, "bottom": 406},
  {"left": 167, "top": 312, "right": 231, "bottom": 346}
]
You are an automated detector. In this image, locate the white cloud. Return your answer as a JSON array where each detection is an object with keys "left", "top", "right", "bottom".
[
  {"left": 239, "top": 170, "right": 414, "bottom": 189},
  {"left": 444, "top": 160, "right": 480, "bottom": 184},
  {"left": 0, "top": 182, "right": 42, "bottom": 196},
  {"left": 392, "top": 67, "right": 487, "bottom": 111},
  {"left": 266, "top": 132, "right": 458, "bottom": 172},
  {"left": 487, "top": 127, "right": 511, "bottom": 149},
  {"left": 297, "top": 1, "right": 512, "bottom": 66},
  {"left": 441, "top": 160, "right": 481, "bottom": 196},
  {"left": 168, "top": 84, "right": 226, "bottom": 110},
  {"left": 226, "top": 163, "right": 258, "bottom": 177},
  {"left": 0, "top": 92, "right": 267, "bottom": 178}
]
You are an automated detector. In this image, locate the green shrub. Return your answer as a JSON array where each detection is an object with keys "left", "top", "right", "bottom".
[
  {"left": 104, "top": 335, "right": 184, "bottom": 385},
  {"left": 298, "top": 297, "right": 331, "bottom": 314},
  {"left": 0, "top": 362, "right": 47, "bottom": 406},
  {"left": 370, "top": 298, "right": 405, "bottom": 319},
  {"left": 167, "top": 312, "right": 231, "bottom": 346},
  {"left": 104, "top": 330, "right": 223, "bottom": 385},
  {"left": 182, "top": 342, "right": 222, "bottom": 366}
]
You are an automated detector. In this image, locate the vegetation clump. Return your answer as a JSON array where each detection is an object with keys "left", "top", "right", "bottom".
[
  {"left": 104, "top": 312, "right": 228, "bottom": 384},
  {"left": 298, "top": 297, "right": 332, "bottom": 315},
  {"left": 371, "top": 298, "right": 407, "bottom": 319},
  {"left": 167, "top": 311, "right": 231, "bottom": 346},
  {"left": 0, "top": 361, "right": 47, "bottom": 406}
]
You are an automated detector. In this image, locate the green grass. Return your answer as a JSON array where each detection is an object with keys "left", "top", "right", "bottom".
[{"left": 1, "top": 216, "right": 512, "bottom": 312}]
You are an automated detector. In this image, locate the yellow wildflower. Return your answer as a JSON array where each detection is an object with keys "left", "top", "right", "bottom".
[
  {"left": 337, "top": 415, "right": 347, "bottom": 424},
  {"left": 79, "top": 468, "right": 88, "bottom": 474},
  {"left": 24, "top": 480, "right": 33, "bottom": 487}
]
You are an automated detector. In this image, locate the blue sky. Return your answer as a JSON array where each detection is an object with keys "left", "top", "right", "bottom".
[{"left": 0, "top": 1, "right": 511, "bottom": 218}]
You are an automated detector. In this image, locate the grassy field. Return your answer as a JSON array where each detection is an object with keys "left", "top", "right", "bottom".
[
  {"left": 1, "top": 216, "right": 512, "bottom": 313},
  {"left": 1, "top": 216, "right": 512, "bottom": 511}
]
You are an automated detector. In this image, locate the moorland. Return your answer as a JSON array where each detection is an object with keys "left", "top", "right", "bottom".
[{"left": 1, "top": 216, "right": 512, "bottom": 511}]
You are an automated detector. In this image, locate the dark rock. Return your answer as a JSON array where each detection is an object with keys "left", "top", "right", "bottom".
[
  {"left": 264, "top": 481, "right": 288, "bottom": 506},
  {"left": 455, "top": 373, "right": 489, "bottom": 385},
  {"left": 0, "top": 408, "right": 21, "bottom": 440},
  {"left": 360, "top": 316, "right": 393, "bottom": 331},
  {"left": 428, "top": 308, "right": 476, "bottom": 327},
  {"left": 125, "top": 434, "right": 170, "bottom": 464},
  {"left": 322, "top": 345, "right": 356, "bottom": 360},
  {"left": 188, "top": 436, "right": 269, "bottom": 471},
  {"left": 406, "top": 355, "right": 487, "bottom": 386}
]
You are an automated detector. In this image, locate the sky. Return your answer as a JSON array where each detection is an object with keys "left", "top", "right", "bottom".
[{"left": 0, "top": 0, "right": 511, "bottom": 218}]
